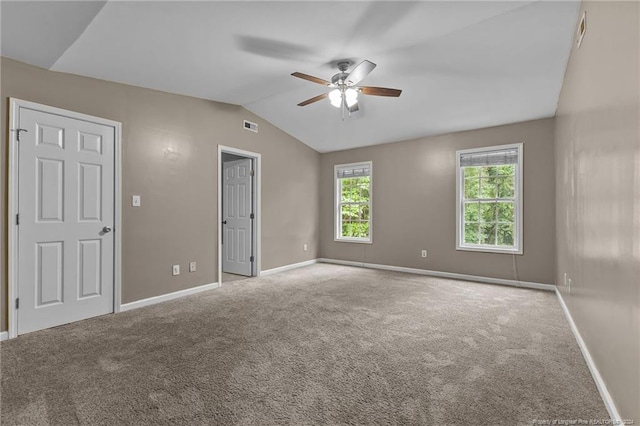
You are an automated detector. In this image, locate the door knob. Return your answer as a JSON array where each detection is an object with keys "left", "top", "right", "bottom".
[
  {"left": 102, "top": 226, "right": 112, "bottom": 233},
  {"left": 222, "top": 220, "right": 227, "bottom": 225}
]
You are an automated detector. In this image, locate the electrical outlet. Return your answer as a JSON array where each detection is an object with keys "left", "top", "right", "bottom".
[
  {"left": 189, "top": 262, "right": 196, "bottom": 272},
  {"left": 303, "top": 244, "right": 308, "bottom": 252},
  {"left": 421, "top": 250, "right": 427, "bottom": 258},
  {"left": 132, "top": 195, "right": 141, "bottom": 207},
  {"left": 172, "top": 264, "right": 180, "bottom": 276}
]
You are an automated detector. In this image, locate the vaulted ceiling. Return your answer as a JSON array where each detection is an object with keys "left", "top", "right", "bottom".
[{"left": 1, "top": 1, "right": 580, "bottom": 152}]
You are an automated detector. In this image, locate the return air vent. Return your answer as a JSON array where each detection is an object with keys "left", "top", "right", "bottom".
[{"left": 243, "top": 120, "right": 258, "bottom": 133}]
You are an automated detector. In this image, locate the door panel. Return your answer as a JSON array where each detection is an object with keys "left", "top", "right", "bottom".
[
  {"left": 37, "top": 158, "right": 64, "bottom": 222},
  {"left": 36, "top": 123, "right": 64, "bottom": 148},
  {"left": 225, "top": 228, "right": 235, "bottom": 262},
  {"left": 79, "top": 163, "right": 102, "bottom": 221},
  {"left": 78, "top": 131, "right": 102, "bottom": 154},
  {"left": 78, "top": 239, "right": 102, "bottom": 298},
  {"left": 222, "top": 158, "right": 252, "bottom": 276},
  {"left": 36, "top": 241, "right": 64, "bottom": 306},
  {"left": 238, "top": 229, "right": 247, "bottom": 263},
  {"left": 18, "top": 107, "right": 115, "bottom": 335}
]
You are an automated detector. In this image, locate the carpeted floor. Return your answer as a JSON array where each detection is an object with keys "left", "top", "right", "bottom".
[
  {"left": 1, "top": 264, "right": 607, "bottom": 425},
  {"left": 222, "top": 272, "right": 252, "bottom": 283}
]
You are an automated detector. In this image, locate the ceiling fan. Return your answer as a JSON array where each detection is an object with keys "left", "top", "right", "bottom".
[{"left": 292, "top": 60, "right": 402, "bottom": 116}]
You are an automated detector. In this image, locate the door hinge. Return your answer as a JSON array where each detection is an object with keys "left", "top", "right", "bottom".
[
  {"left": 16, "top": 214, "right": 20, "bottom": 225},
  {"left": 250, "top": 213, "right": 255, "bottom": 219},
  {"left": 250, "top": 170, "right": 255, "bottom": 177},
  {"left": 15, "top": 298, "right": 19, "bottom": 309},
  {"left": 250, "top": 256, "right": 254, "bottom": 263},
  {"left": 13, "top": 128, "right": 28, "bottom": 142}
]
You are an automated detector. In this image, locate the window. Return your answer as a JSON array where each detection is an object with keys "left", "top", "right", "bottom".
[
  {"left": 335, "top": 161, "right": 372, "bottom": 243},
  {"left": 456, "top": 143, "right": 523, "bottom": 254}
]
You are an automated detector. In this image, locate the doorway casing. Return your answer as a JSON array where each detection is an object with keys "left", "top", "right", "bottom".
[{"left": 217, "top": 145, "right": 261, "bottom": 285}]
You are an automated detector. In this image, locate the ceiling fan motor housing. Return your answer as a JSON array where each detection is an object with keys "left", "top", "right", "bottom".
[
  {"left": 331, "top": 61, "right": 352, "bottom": 85},
  {"left": 331, "top": 73, "right": 349, "bottom": 86}
]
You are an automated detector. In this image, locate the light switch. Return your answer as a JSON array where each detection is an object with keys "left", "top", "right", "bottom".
[{"left": 132, "top": 195, "right": 141, "bottom": 207}]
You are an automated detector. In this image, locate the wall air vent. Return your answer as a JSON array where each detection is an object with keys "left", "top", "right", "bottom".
[{"left": 243, "top": 120, "right": 258, "bottom": 133}]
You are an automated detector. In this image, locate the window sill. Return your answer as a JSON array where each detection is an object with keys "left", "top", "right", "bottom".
[
  {"left": 335, "top": 238, "right": 373, "bottom": 244},
  {"left": 456, "top": 245, "right": 522, "bottom": 255}
]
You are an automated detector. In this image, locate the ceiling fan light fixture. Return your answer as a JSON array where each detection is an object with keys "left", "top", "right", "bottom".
[
  {"left": 329, "top": 89, "right": 342, "bottom": 108},
  {"left": 345, "top": 88, "right": 358, "bottom": 108}
]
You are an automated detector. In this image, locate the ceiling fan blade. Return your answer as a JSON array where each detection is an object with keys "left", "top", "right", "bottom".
[
  {"left": 291, "top": 72, "right": 331, "bottom": 86},
  {"left": 297, "top": 93, "right": 328, "bottom": 107},
  {"left": 358, "top": 86, "right": 402, "bottom": 97},
  {"left": 346, "top": 60, "right": 376, "bottom": 85}
]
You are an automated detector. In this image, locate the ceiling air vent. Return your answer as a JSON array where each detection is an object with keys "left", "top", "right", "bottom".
[{"left": 243, "top": 120, "right": 258, "bottom": 133}]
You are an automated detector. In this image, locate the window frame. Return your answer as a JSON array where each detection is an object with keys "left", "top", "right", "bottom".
[
  {"left": 334, "top": 161, "right": 373, "bottom": 244},
  {"left": 455, "top": 143, "right": 523, "bottom": 254}
]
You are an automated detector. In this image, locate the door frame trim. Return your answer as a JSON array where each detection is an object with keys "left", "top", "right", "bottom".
[
  {"left": 8, "top": 98, "right": 123, "bottom": 339},
  {"left": 217, "top": 145, "right": 261, "bottom": 285}
]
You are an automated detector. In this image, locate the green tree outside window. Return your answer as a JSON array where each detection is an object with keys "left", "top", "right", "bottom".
[
  {"left": 339, "top": 176, "right": 370, "bottom": 239},
  {"left": 462, "top": 165, "right": 516, "bottom": 247}
]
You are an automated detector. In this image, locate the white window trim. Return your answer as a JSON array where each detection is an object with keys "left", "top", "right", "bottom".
[
  {"left": 334, "top": 161, "right": 373, "bottom": 244},
  {"left": 455, "top": 143, "right": 523, "bottom": 255}
]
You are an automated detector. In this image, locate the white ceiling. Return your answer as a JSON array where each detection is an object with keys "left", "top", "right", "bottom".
[{"left": 1, "top": 1, "right": 580, "bottom": 153}]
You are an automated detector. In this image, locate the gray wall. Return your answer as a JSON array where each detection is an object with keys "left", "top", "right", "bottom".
[
  {"left": 1, "top": 58, "right": 320, "bottom": 332},
  {"left": 319, "top": 118, "right": 556, "bottom": 285},
  {"left": 554, "top": 1, "right": 639, "bottom": 421}
]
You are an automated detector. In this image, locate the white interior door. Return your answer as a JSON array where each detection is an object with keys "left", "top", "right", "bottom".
[
  {"left": 222, "top": 158, "right": 252, "bottom": 276},
  {"left": 17, "top": 107, "right": 115, "bottom": 335}
]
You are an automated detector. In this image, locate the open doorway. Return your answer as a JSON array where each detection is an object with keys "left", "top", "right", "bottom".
[{"left": 217, "top": 146, "right": 261, "bottom": 286}]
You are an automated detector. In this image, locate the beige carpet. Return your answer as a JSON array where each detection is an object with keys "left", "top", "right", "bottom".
[{"left": 1, "top": 264, "right": 607, "bottom": 425}]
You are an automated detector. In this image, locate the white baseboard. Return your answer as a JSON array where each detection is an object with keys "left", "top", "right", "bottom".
[
  {"left": 0, "top": 331, "right": 8, "bottom": 342},
  {"left": 260, "top": 259, "right": 318, "bottom": 276},
  {"left": 317, "top": 258, "right": 555, "bottom": 291},
  {"left": 120, "top": 282, "right": 219, "bottom": 312},
  {"left": 555, "top": 288, "right": 622, "bottom": 424}
]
